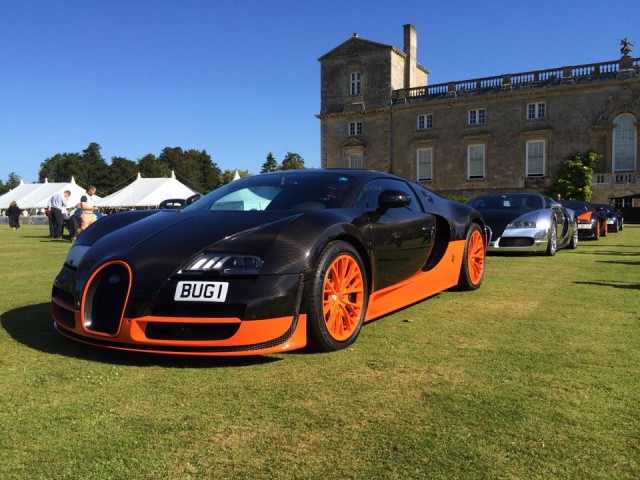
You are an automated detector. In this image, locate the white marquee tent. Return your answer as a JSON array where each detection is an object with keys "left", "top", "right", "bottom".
[
  {"left": 95, "top": 172, "right": 197, "bottom": 209},
  {"left": 0, "top": 178, "right": 96, "bottom": 213}
]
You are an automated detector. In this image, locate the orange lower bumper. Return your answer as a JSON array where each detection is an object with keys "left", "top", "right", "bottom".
[{"left": 52, "top": 305, "right": 308, "bottom": 356}]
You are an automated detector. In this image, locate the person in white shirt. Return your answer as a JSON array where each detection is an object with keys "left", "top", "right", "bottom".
[
  {"left": 72, "top": 185, "right": 98, "bottom": 241},
  {"left": 48, "top": 190, "right": 71, "bottom": 239}
]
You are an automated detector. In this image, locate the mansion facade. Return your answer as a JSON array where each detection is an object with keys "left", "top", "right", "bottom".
[{"left": 317, "top": 25, "right": 640, "bottom": 206}]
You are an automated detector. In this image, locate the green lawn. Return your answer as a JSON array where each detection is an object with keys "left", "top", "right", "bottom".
[{"left": 1, "top": 225, "right": 639, "bottom": 479}]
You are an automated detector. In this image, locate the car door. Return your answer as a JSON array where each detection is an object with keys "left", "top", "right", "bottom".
[
  {"left": 547, "top": 198, "right": 569, "bottom": 243},
  {"left": 358, "top": 178, "right": 436, "bottom": 291}
]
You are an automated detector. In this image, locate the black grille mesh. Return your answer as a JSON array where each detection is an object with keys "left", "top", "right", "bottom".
[
  {"left": 83, "top": 263, "right": 130, "bottom": 335},
  {"left": 498, "top": 237, "right": 534, "bottom": 248}
]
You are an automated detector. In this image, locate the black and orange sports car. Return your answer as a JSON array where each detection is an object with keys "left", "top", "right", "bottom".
[
  {"left": 52, "top": 170, "right": 487, "bottom": 356},
  {"left": 559, "top": 200, "right": 607, "bottom": 239},
  {"left": 594, "top": 204, "right": 624, "bottom": 232}
]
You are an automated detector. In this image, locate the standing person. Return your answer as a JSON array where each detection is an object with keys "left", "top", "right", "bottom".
[
  {"left": 48, "top": 190, "right": 71, "bottom": 239},
  {"left": 6, "top": 201, "right": 21, "bottom": 230},
  {"left": 72, "top": 185, "right": 98, "bottom": 241}
]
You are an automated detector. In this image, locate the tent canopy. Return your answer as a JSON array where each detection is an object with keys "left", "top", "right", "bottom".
[
  {"left": 95, "top": 172, "right": 197, "bottom": 208},
  {"left": 0, "top": 178, "right": 97, "bottom": 211}
]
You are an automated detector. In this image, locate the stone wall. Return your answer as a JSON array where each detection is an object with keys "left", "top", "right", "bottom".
[{"left": 318, "top": 27, "right": 640, "bottom": 204}]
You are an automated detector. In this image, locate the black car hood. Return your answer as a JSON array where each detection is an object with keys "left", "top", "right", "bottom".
[
  {"left": 75, "top": 210, "right": 302, "bottom": 285},
  {"left": 480, "top": 208, "right": 530, "bottom": 238}
]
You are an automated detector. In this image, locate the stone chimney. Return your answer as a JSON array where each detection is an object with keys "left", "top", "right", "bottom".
[{"left": 403, "top": 24, "right": 417, "bottom": 89}]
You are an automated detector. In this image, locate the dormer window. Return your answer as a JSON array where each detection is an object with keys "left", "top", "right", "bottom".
[{"left": 350, "top": 72, "right": 361, "bottom": 95}]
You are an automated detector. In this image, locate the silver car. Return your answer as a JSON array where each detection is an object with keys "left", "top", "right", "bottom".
[{"left": 467, "top": 193, "right": 578, "bottom": 255}]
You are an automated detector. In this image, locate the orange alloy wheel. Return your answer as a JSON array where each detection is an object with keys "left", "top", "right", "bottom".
[
  {"left": 467, "top": 229, "right": 485, "bottom": 285},
  {"left": 322, "top": 254, "right": 365, "bottom": 341}
]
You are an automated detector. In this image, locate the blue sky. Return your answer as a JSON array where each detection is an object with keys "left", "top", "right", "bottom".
[{"left": 1, "top": 0, "right": 638, "bottom": 184}]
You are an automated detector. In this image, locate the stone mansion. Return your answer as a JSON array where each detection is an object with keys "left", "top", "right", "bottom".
[{"left": 317, "top": 25, "right": 639, "bottom": 206}]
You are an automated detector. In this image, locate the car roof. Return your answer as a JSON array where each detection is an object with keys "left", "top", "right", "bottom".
[{"left": 258, "top": 168, "right": 404, "bottom": 182}]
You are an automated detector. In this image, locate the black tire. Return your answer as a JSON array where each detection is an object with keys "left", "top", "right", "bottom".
[
  {"left": 307, "top": 241, "right": 369, "bottom": 352},
  {"left": 456, "top": 223, "right": 486, "bottom": 291},
  {"left": 545, "top": 223, "right": 557, "bottom": 256}
]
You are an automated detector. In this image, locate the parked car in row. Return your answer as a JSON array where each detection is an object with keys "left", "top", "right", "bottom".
[
  {"left": 594, "top": 204, "right": 624, "bottom": 232},
  {"left": 52, "top": 169, "right": 488, "bottom": 356},
  {"left": 467, "top": 193, "right": 578, "bottom": 255},
  {"left": 559, "top": 200, "right": 607, "bottom": 239}
]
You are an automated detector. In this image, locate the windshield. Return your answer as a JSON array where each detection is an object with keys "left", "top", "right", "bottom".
[
  {"left": 468, "top": 194, "right": 543, "bottom": 210},
  {"left": 560, "top": 200, "right": 590, "bottom": 213},
  {"left": 183, "top": 172, "right": 358, "bottom": 212}
]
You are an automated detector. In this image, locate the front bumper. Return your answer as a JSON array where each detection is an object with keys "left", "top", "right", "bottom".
[
  {"left": 576, "top": 222, "right": 598, "bottom": 238},
  {"left": 52, "top": 261, "right": 309, "bottom": 356},
  {"left": 487, "top": 227, "right": 549, "bottom": 253}
]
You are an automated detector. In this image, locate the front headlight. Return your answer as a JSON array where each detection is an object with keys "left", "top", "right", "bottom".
[
  {"left": 179, "top": 253, "right": 264, "bottom": 275},
  {"left": 506, "top": 220, "right": 537, "bottom": 229},
  {"left": 65, "top": 245, "right": 91, "bottom": 268}
]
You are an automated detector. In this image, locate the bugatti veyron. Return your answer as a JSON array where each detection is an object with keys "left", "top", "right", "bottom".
[
  {"left": 52, "top": 170, "right": 487, "bottom": 355},
  {"left": 560, "top": 200, "right": 607, "bottom": 239},
  {"left": 467, "top": 193, "right": 578, "bottom": 255}
]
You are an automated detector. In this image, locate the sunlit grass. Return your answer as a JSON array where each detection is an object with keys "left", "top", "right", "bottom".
[{"left": 0, "top": 225, "right": 638, "bottom": 479}]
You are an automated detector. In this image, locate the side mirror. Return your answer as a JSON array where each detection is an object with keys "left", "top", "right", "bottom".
[
  {"left": 378, "top": 190, "right": 411, "bottom": 210},
  {"left": 186, "top": 194, "right": 201, "bottom": 206}
]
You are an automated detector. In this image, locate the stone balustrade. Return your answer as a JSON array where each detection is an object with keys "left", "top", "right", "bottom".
[
  {"left": 594, "top": 172, "right": 638, "bottom": 185},
  {"left": 394, "top": 57, "right": 639, "bottom": 103}
]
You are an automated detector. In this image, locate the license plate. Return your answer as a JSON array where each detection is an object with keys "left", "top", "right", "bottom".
[
  {"left": 174, "top": 281, "right": 229, "bottom": 302},
  {"left": 577, "top": 224, "right": 592, "bottom": 229}
]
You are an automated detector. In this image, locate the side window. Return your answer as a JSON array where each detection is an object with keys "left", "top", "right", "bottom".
[{"left": 360, "top": 179, "right": 422, "bottom": 212}]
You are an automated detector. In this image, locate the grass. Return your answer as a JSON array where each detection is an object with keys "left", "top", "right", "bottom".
[{"left": 0, "top": 225, "right": 639, "bottom": 479}]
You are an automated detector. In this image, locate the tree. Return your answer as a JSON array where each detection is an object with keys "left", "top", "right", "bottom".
[
  {"left": 220, "top": 169, "right": 250, "bottom": 186},
  {"left": 6, "top": 172, "right": 21, "bottom": 187},
  {"left": 138, "top": 153, "right": 170, "bottom": 178},
  {"left": 551, "top": 151, "right": 599, "bottom": 201},
  {"left": 80, "top": 142, "right": 109, "bottom": 189},
  {"left": 0, "top": 172, "right": 20, "bottom": 194},
  {"left": 182, "top": 148, "right": 222, "bottom": 193},
  {"left": 39, "top": 152, "right": 83, "bottom": 183},
  {"left": 280, "top": 152, "right": 305, "bottom": 170},
  {"left": 158, "top": 147, "right": 222, "bottom": 194},
  {"left": 261, "top": 152, "right": 278, "bottom": 173},
  {"left": 105, "top": 157, "right": 139, "bottom": 195}
]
